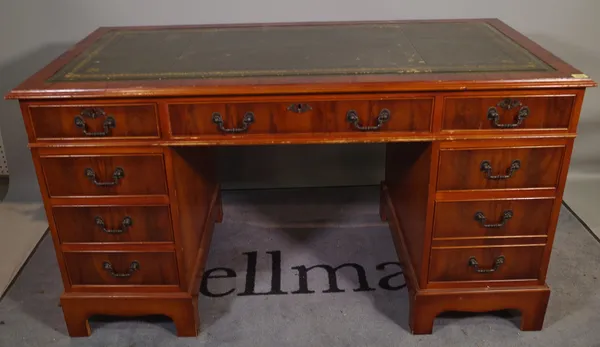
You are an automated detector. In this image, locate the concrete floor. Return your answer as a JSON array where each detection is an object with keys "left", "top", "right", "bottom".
[
  {"left": 564, "top": 175, "right": 600, "bottom": 239},
  {"left": 0, "top": 186, "right": 599, "bottom": 347},
  {"left": 0, "top": 177, "right": 47, "bottom": 295}
]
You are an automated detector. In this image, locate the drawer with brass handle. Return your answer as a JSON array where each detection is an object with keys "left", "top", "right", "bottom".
[
  {"left": 442, "top": 94, "right": 574, "bottom": 131},
  {"left": 52, "top": 205, "right": 173, "bottom": 243},
  {"left": 40, "top": 154, "right": 168, "bottom": 197},
  {"left": 167, "top": 97, "right": 433, "bottom": 137},
  {"left": 433, "top": 198, "right": 555, "bottom": 239},
  {"left": 28, "top": 104, "right": 159, "bottom": 141},
  {"left": 437, "top": 146, "right": 565, "bottom": 191},
  {"left": 428, "top": 245, "right": 545, "bottom": 283},
  {"left": 63, "top": 251, "right": 179, "bottom": 286}
]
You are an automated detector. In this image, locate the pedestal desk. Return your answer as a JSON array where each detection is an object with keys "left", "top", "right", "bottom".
[{"left": 5, "top": 19, "right": 596, "bottom": 336}]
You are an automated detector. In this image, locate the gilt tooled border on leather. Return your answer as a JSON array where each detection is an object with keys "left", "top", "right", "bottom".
[{"left": 47, "top": 23, "right": 554, "bottom": 82}]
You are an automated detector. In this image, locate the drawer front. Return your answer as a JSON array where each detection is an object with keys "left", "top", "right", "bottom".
[
  {"left": 442, "top": 94, "right": 574, "bottom": 131},
  {"left": 29, "top": 104, "right": 159, "bottom": 140},
  {"left": 168, "top": 98, "right": 432, "bottom": 136},
  {"left": 437, "top": 146, "right": 564, "bottom": 191},
  {"left": 429, "top": 246, "right": 544, "bottom": 283},
  {"left": 41, "top": 154, "right": 168, "bottom": 197},
  {"left": 53, "top": 205, "right": 173, "bottom": 243},
  {"left": 64, "top": 252, "right": 179, "bottom": 285},
  {"left": 433, "top": 198, "right": 554, "bottom": 239}
]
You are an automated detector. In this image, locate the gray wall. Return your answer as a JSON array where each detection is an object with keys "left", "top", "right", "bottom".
[{"left": 1, "top": 0, "right": 599, "bottom": 197}]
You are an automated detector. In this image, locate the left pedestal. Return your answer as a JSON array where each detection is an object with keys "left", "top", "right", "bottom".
[{"left": 30, "top": 144, "right": 220, "bottom": 337}]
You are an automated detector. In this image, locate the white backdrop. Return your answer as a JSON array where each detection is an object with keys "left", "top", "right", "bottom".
[{"left": 1, "top": 0, "right": 599, "bottom": 293}]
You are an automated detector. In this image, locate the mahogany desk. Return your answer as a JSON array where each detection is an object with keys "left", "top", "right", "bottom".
[{"left": 5, "top": 19, "right": 596, "bottom": 337}]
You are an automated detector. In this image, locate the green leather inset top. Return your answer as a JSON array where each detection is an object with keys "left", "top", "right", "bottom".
[{"left": 48, "top": 22, "right": 553, "bottom": 82}]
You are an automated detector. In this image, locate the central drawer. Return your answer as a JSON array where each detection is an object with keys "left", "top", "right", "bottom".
[
  {"left": 40, "top": 154, "right": 168, "bottom": 197},
  {"left": 64, "top": 251, "right": 179, "bottom": 286},
  {"left": 168, "top": 98, "right": 433, "bottom": 137}
]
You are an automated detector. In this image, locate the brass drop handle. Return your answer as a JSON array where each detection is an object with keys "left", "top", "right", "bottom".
[
  {"left": 480, "top": 160, "right": 520, "bottom": 180},
  {"left": 212, "top": 112, "right": 254, "bottom": 133},
  {"left": 85, "top": 167, "right": 125, "bottom": 186},
  {"left": 95, "top": 216, "right": 132, "bottom": 234},
  {"left": 74, "top": 108, "right": 116, "bottom": 136},
  {"left": 487, "top": 98, "right": 529, "bottom": 129},
  {"left": 468, "top": 255, "right": 505, "bottom": 274},
  {"left": 346, "top": 108, "right": 390, "bottom": 131},
  {"left": 474, "top": 210, "right": 513, "bottom": 228},
  {"left": 103, "top": 261, "right": 140, "bottom": 278}
]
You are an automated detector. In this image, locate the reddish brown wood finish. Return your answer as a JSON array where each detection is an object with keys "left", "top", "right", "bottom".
[
  {"left": 4, "top": 19, "right": 596, "bottom": 338},
  {"left": 437, "top": 145, "right": 565, "bottom": 191},
  {"left": 29, "top": 146, "right": 74, "bottom": 292},
  {"left": 430, "top": 237, "right": 547, "bottom": 248},
  {"left": 409, "top": 286, "right": 551, "bottom": 334},
  {"left": 166, "top": 147, "right": 219, "bottom": 292},
  {"left": 60, "top": 293, "right": 199, "bottom": 337},
  {"left": 384, "top": 142, "right": 434, "bottom": 288},
  {"left": 538, "top": 138, "right": 576, "bottom": 283},
  {"left": 187, "top": 188, "right": 220, "bottom": 295},
  {"left": 428, "top": 245, "right": 545, "bottom": 283},
  {"left": 433, "top": 198, "right": 555, "bottom": 239},
  {"left": 435, "top": 188, "right": 556, "bottom": 201},
  {"left": 52, "top": 205, "right": 173, "bottom": 243},
  {"left": 4, "top": 19, "right": 596, "bottom": 101},
  {"left": 442, "top": 94, "right": 574, "bottom": 130},
  {"left": 39, "top": 154, "right": 168, "bottom": 197},
  {"left": 28, "top": 104, "right": 159, "bottom": 141},
  {"left": 16, "top": 92, "right": 591, "bottom": 148},
  {"left": 382, "top": 184, "right": 551, "bottom": 333},
  {"left": 168, "top": 98, "right": 432, "bottom": 137},
  {"left": 381, "top": 183, "right": 421, "bottom": 291},
  {"left": 64, "top": 251, "right": 179, "bottom": 285}
]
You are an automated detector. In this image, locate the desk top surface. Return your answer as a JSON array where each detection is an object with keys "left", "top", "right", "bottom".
[
  {"left": 6, "top": 19, "right": 595, "bottom": 99},
  {"left": 48, "top": 22, "right": 551, "bottom": 80}
]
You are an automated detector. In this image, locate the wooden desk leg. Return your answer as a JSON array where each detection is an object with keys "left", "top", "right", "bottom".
[
  {"left": 409, "top": 291, "right": 436, "bottom": 334},
  {"left": 62, "top": 302, "right": 92, "bottom": 337},
  {"left": 410, "top": 287, "right": 551, "bottom": 333},
  {"left": 172, "top": 295, "right": 200, "bottom": 337},
  {"left": 60, "top": 293, "right": 199, "bottom": 337},
  {"left": 520, "top": 289, "right": 550, "bottom": 331}
]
